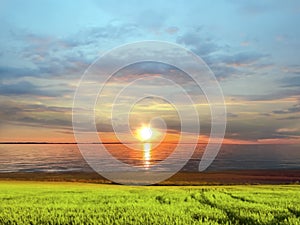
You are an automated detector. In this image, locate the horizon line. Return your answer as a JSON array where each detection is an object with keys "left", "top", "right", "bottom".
[{"left": 0, "top": 141, "right": 209, "bottom": 145}]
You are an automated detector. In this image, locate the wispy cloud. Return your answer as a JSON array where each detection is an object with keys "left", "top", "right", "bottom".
[
  {"left": 0, "top": 81, "right": 70, "bottom": 97},
  {"left": 273, "top": 105, "right": 300, "bottom": 114},
  {"left": 276, "top": 128, "right": 299, "bottom": 133}
]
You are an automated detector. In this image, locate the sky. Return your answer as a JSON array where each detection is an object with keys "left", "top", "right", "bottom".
[{"left": 0, "top": 0, "right": 300, "bottom": 144}]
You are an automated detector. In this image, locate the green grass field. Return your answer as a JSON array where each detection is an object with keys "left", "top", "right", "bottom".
[{"left": 0, "top": 181, "right": 300, "bottom": 225}]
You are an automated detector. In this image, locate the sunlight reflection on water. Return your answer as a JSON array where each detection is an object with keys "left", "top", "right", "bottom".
[
  {"left": 0, "top": 144, "right": 300, "bottom": 172},
  {"left": 143, "top": 143, "right": 151, "bottom": 169}
]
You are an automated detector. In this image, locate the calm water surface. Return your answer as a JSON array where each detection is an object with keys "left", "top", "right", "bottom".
[{"left": 0, "top": 144, "right": 299, "bottom": 172}]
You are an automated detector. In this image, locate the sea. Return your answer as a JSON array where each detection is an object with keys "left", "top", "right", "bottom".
[{"left": 0, "top": 143, "right": 300, "bottom": 173}]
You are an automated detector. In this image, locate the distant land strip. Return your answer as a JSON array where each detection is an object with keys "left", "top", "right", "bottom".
[{"left": 0, "top": 170, "right": 300, "bottom": 185}]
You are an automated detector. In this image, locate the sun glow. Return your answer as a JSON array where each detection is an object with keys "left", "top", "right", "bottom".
[{"left": 137, "top": 126, "right": 153, "bottom": 141}]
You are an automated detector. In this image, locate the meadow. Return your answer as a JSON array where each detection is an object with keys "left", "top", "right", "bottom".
[{"left": 0, "top": 181, "right": 300, "bottom": 225}]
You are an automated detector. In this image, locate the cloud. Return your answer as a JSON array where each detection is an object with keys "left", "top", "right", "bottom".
[
  {"left": 276, "top": 128, "right": 299, "bottom": 133},
  {"left": 17, "top": 116, "right": 71, "bottom": 128},
  {"left": 0, "top": 101, "right": 73, "bottom": 129},
  {"left": 176, "top": 30, "right": 235, "bottom": 79},
  {"left": 209, "top": 51, "right": 270, "bottom": 79},
  {"left": 277, "top": 116, "right": 300, "bottom": 120},
  {"left": 176, "top": 28, "right": 271, "bottom": 80},
  {"left": 219, "top": 52, "right": 268, "bottom": 67},
  {"left": 5, "top": 22, "right": 140, "bottom": 81},
  {"left": 280, "top": 65, "right": 300, "bottom": 88},
  {"left": 281, "top": 76, "right": 300, "bottom": 87},
  {"left": 231, "top": 0, "right": 300, "bottom": 16},
  {"left": 209, "top": 64, "right": 239, "bottom": 79},
  {"left": 66, "top": 21, "right": 140, "bottom": 47},
  {"left": 0, "top": 66, "right": 38, "bottom": 80},
  {"left": 177, "top": 30, "right": 219, "bottom": 56},
  {"left": 272, "top": 105, "right": 300, "bottom": 114},
  {"left": 223, "top": 112, "right": 300, "bottom": 141},
  {"left": 232, "top": 89, "right": 300, "bottom": 102},
  {"left": 165, "top": 27, "right": 179, "bottom": 35},
  {"left": 259, "top": 113, "right": 272, "bottom": 117},
  {"left": 0, "top": 50, "right": 89, "bottom": 82},
  {"left": 281, "top": 65, "right": 300, "bottom": 75},
  {"left": 110, "top": 61, "right": 199, "bottom": 88},
  {"left": 0, "top": 81, "right": 70, "bottom": 97},
  {"left": 0, "top": 101, "right": 71, "bottom": 116},
  {"left": 227, "top": 112, "right": 239, "bottom": 118},
  {"left": 22, "top": 104, "right": 72, "bottom": 113}
]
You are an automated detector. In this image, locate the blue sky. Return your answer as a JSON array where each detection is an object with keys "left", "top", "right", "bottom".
[{"left": 0, "top": 0, "right": 300, "bottom": 143}]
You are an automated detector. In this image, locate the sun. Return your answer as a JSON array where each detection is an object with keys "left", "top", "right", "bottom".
[{"left": 137, "top": 126, "right": 153, "bottom": 141}]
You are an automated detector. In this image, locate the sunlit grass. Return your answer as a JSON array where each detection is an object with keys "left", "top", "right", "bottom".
[{"left": 0, "top": 181, "right": 300, "bottom": 224}]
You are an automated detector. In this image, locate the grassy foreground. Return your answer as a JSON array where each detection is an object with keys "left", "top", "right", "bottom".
[{"left": 0, "top": 182, "right": 300, "bottom": 225}]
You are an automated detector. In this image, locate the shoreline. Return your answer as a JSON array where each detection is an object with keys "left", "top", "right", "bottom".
[{"left": 0, "top": 169, "right": 300, "bottom": 185}]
